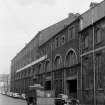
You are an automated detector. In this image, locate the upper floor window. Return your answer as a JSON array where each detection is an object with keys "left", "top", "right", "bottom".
[
  {"left": 54, "top": 56, "right": 62, "bottom": 69},
  {"left": 68, "top": 27, "right": 75, "bottom": 40},
  {"left": 52, "top": 40, "right": 55, "bottom": 50},
  {"left": 83, "top": 33, "right": 89, "bottom": 49},
  {"left": 96, "top": 28, "right": 102, "bottom": 44},
  {"left": 47, "top": 43, "right": 51, "bottom": 52},
  {"left": 41, "top": 48, "right": 45, "bottom": 55},
  {"left": 85, "top": 35, "right": 89, "bottom": 48},
  {"left": 38, "top": 63, "right": 42, "bottom": 74},
  {"left": 55, "top": 37, "right": 59, "bottom": 48},
  {"left": 61, "top": 35, "right": 65, "bottom": 45},
  {"left": 45, "top": 60, "right": 50, "bottom": 72},
  {"left": 66, "top": 51, "right": 77, "bottom": 67}
]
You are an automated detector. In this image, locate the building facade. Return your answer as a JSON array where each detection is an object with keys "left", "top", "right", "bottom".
[
  {"left": 80, "top": 1, "right": 105, "bottom": 104},
  {"left": 36, "top": 16, "right": 80, "bottom": 98},
  {"left": 10, "top": 35, "right": 40, "bottom": 93},
  {"left": 10, "top": 13, "right": 80, "bottom": 97},
  {"left": 10, "top": 0, "right": 105, "bottom": 105}
]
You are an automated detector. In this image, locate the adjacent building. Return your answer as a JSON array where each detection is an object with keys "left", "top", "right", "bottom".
[
  {"left": 80, "top": 1, "right": 105, "bottom": 104},
  {"left": 0, "top": 74, "right": 10, "bottom": 93}
]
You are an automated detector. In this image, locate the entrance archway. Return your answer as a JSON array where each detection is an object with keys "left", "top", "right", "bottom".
[{"left": 65, "top": 49, "right": 78, "bottom": 98}]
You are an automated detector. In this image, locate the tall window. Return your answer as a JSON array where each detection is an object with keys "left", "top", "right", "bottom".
[
  {"left": 96, "top": 54, "right": 102, "bottom": 88},
  {"left": 38, "top": 63, "right": 42, "bottom": 74},
  {"left": 83, "top": 57, "right": 89, "bottom": 89},
  {"left": 83, "top": 34, "right": 89, "bottom": 49},
  {"left": 68, "top": 27, "right": 75, "bottom": 40},
  {"left": 55, "top": 37, "right": 59, "bottom": 48},
  {"left": 52, "top": 40, "right": 55, "bottom": 50},
  {"left": 45, "top": 60, "right": 50, "bottom": 72},
  {"left": 61, "top": 35, "right": 65, "bottom": 45},
  {"left": 54, "top": 56, "right": 62, "bottom": 69},
  {"left": 96, "top": 28, "right": 102, "bottom": 43},
  {"left": 66, "top": 51, "right": 77, "bottom": 67}
]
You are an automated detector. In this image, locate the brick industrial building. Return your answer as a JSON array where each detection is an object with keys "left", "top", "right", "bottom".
[{"left": 10, "top": 1, "right": 105, "bottom": 105}]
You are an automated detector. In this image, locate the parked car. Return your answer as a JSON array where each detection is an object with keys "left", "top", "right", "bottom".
[
  {"left": 13, "top": 93, "right": 20, "bottom": 98},
  {"left": 6, "top": 92, "right": 10, "bottom": 96},
  {"left": 1, "top": 91, "right": 6, "bottom": 95},
  {"left": 9, "top": 92, "right": 13, "bottom": 97},
  {"left": 55, "top": 94, "right": 68, "bottom": 105},
  {"left": 67, "top": 98, "right": 79, "bottom": 105},
  {"left": 21, "top": 93, "right": 26, "bottom": 99}
]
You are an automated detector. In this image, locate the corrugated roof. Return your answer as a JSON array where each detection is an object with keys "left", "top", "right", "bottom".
[
  {"left": 39, "top": 14, "right": 78, "bottom": 46},
  {"left": 80, "top": 0, "right": 105, "bottom": 31}
]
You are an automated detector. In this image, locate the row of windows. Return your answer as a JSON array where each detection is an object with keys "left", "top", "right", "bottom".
[
  {"left": 16, "top": 51, "right": 77, "bottom": 80},
  {"left": 16, "top": 67, "right": 35, "bottom": 80},
  {"left": 82, "top": 27, "right": 105, "bottom": 49},
  {"left": 83, "top": 54, "right": 103, "bottom": 89},
  {"left": 39, "top": 51, "right": 77, "bottom": 73},
  {"left": 15, "top": 60, "right": 51, "bottom": 80},
  {"left": 12, "top": 25, "right": 76, "bottom": 71},
  {"left": 38, "top": 61, "right": 50, "bottom": 74},
  {"left": 40, "top": 26, "right": 76, "bottom": 56},
  {"left": 12, "top": 48, "right": 38, "bottom": 72}
]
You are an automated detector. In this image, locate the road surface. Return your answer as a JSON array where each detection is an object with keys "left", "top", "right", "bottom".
[{"left": 0, "top": 94, "right": 27, "bottom": 105}]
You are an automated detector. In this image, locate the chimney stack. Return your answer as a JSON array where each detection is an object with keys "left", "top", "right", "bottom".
[
  {"left": 68, "top": 13, "right": 75, "bottom": 18},
  {"left": 68, "top": 13, "right": 80, "bottom": 18},
  {"left": 90, "top": 2, "right": 99, "bottom": 8}
]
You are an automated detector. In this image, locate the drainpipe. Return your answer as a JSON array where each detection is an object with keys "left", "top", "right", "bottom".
[
  {"left": 92, "top": 9, "right": 96, "bottom": 105},
  {"left": 79, "top": 16, "right": 83, "bottom": 104},
  {"left": 80, "top": 49, "right": 83, "bottom": 103}
]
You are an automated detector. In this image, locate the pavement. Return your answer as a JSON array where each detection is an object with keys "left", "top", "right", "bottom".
[
  {"left": 0, "top": 94, "right": 55, "bottom": 105},
  {"left": 0, "top": 94, "right": 26, "bottom": 105}
]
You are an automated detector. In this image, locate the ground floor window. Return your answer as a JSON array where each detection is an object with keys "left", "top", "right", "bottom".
[{"left": 45, "top": 81, "right": 51, "bottom": 90}]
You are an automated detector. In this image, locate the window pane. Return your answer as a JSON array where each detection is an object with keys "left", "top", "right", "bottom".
[
  {"left": 66, "top": 51, "right": 76, "bottom": 67},
  {"left": 85, "top": 35, "right": 88, "bottom": 48},
  {"left": 96, "top": 29, "right": 101, "bottom": 43},
  {"left": 96, "top": 54, "right": 102, "bottom": 88}
]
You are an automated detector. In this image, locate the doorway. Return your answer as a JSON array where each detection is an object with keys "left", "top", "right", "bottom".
[
  {"left": 45, "top": 81, "right": 51, "bottom": 91},
  {"left": 67, "top": 79, "right": 77, "bottom": 98}
]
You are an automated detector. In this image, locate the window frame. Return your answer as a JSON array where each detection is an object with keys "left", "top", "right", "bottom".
[
  {"left": 95, "top": 53, "right": 102, "bottom": 89},
  {"left": 96, "top": 28, "right": 102, "bottom": 44},
  {"left": 61, "top": 34, "right": 65, "bottom": 45},
  {"left": 83, "top": 32, "right": 89, "bottom": 49},
  {"left": 68, "top": 26, "right": 75, "bottom": 40}
]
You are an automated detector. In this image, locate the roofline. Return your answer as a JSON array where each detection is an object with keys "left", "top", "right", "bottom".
[
  {"left": 11, "top": 32, "right": 40, "bottom": 62},
  {"left": 81, "top": 0, "right": 104, "bottom": 18},
  {"left": 39, "top": 16, "right": 80, "bottom": 47},
  {"left": 79, "top": 15, "right": 105, "bottom": 33}
]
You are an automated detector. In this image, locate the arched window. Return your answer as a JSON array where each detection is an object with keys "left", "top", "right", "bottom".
[
  {"left": 65, "top": 50, "right": 77, "bottom": 67},
  {"left": 54, "top": 56, "right": 62, "bottom": 69}
]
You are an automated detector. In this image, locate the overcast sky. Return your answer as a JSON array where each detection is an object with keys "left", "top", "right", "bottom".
[{"left": 0, "top": 0, "right": 103, "bottom": 74}]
